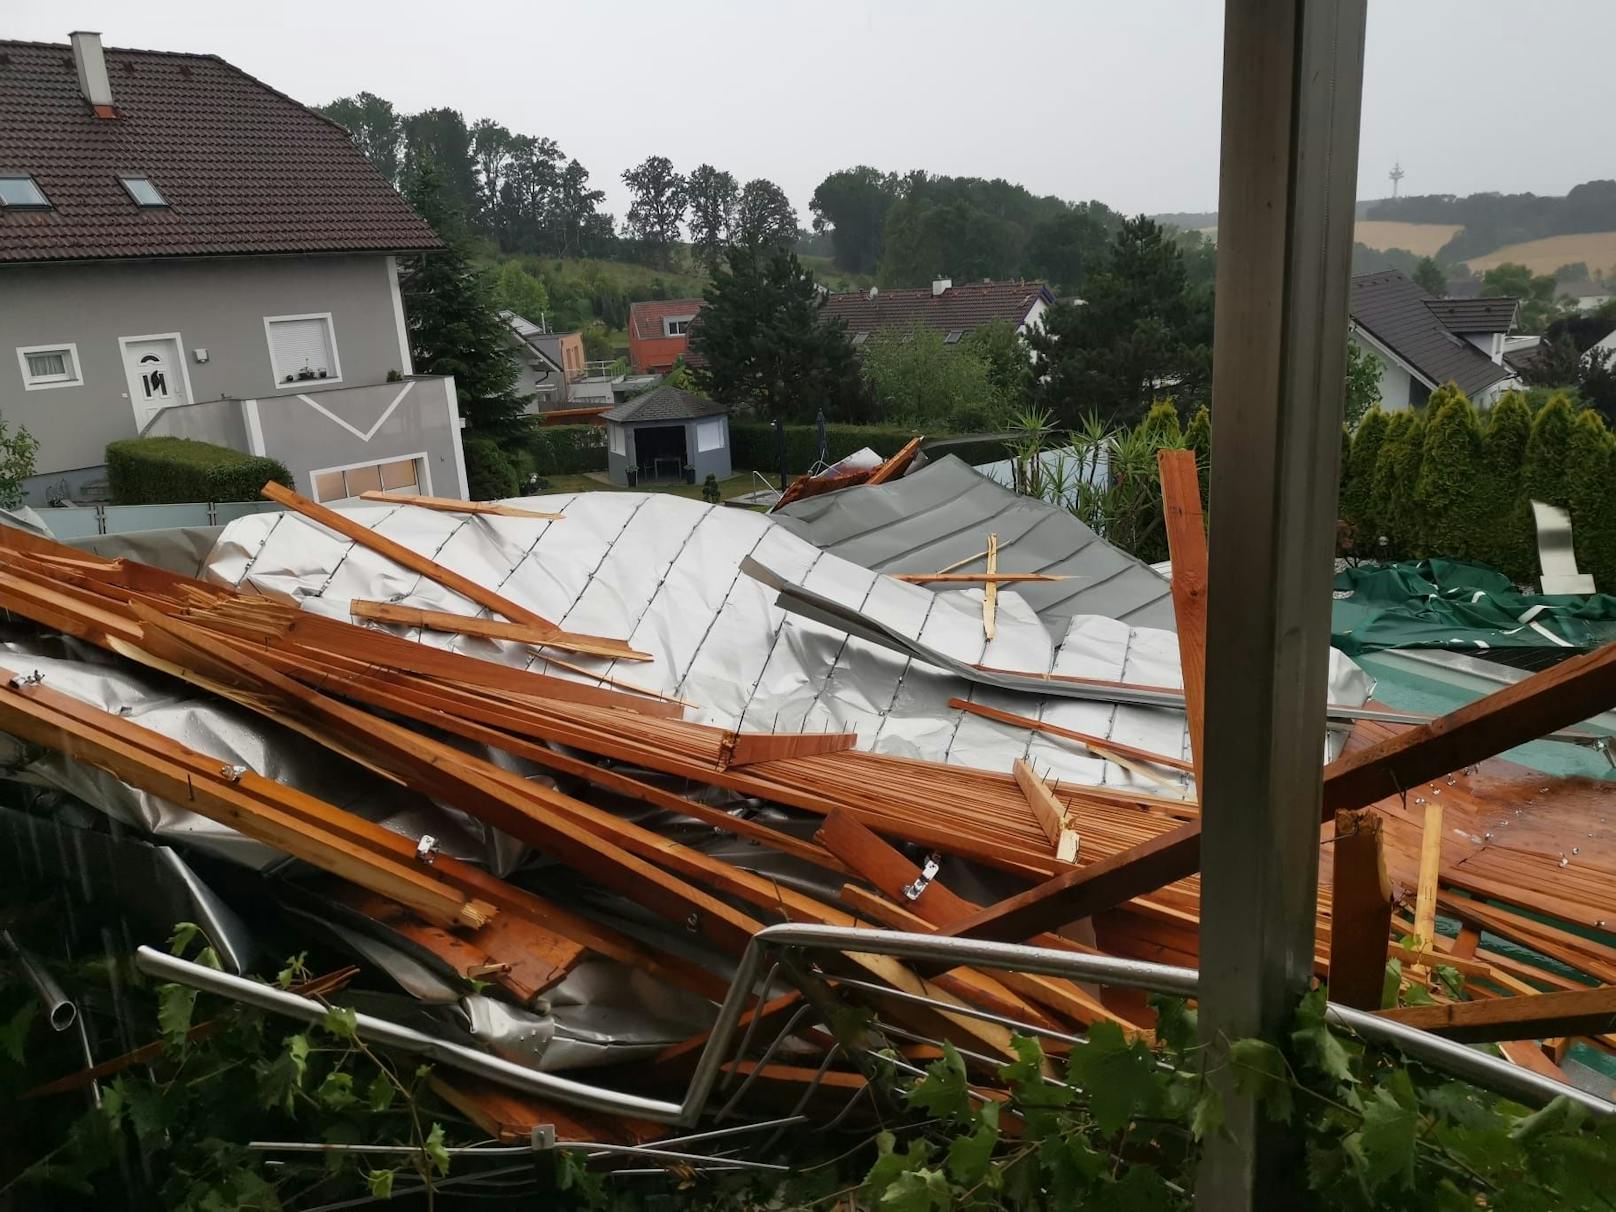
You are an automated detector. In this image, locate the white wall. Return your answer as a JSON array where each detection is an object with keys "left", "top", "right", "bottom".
[{"left": 1352, "top": 333, "right": 1415, "bottom": 411}]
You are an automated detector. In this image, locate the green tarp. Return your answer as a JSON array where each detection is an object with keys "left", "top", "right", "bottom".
[{"left": 1331, "top": 558, "right": 1616, "bottom": 656}]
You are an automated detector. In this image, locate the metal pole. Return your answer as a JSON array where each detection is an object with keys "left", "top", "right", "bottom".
[{"left": 1198, "top": 0, "right": 1367, "bottom": 1206}]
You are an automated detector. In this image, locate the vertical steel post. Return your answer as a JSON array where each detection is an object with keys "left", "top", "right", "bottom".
[{"left": 1197, "top": 0, "right": 1367, "bottom": 1205}]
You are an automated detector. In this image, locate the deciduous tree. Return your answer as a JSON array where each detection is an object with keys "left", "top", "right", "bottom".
[
  {"left": 809, "top": 166, "right": 900, "bottom": 273},
  {"left": 1412, "top": 256, "right": 1447, "bottom": 296},
  {"left": 734, "top": 179, "right": 798, "bottom": 249},
  {"left": 686, "top": 164, "right": 739, "bottom": 269},
  {"left": 621, "top": 156, "right": 687, "bottom": 266},
  {"left": 401, "top": 108, "right": 479, "bottom": 221},
  {"left": 321, "top": 93, "right": 402, "bottom": 185}
]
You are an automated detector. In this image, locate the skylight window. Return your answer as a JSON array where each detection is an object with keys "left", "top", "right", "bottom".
[
  {"left": 0, "top": 174, "right": 50, "bottom": 209},
  {"left": 851, "top": 331, "right": 870, "bottom": 347},
  {"left": 944, "top": 329, "right": 965, "bottom": 345},
  {"left": 119, "top": 175, "right": 168, "bottom": 207}
]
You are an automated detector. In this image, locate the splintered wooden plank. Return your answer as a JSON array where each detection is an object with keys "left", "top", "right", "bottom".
[
  {"left": 1411, "top": 796, "right": 1446, "bottom": 965},
  {"left": 261, "top": 480, "right": 558, "bottom": 630},
  {"left": 1376, "top": 985, "right": 1616, "bottom": 1043},
  {"left": 357, "top": 490, "right": 565, "bottom": 520},
  {"left": 954, "top": 698, "right": 1194, "bottom": 776},
  {"left": 1013, "top": 759, "right": 1079, "bottom": 863},
  {"left": 982, "top": 532, "right": 998, "bottom": 641},
  {"left": 896, "top": 572, "right": 1070, "bottom": 584},
  {"left": 866, "top": 436, "right": 923, "bottom": 485},
  {"left": 1327, "top": 809, "right": 1393, "bottom": 1010},
  {"left": 717, "top": 728, "right": 858, "bottom": 769},
  {"left": 1156, "top": 448, "right": 1207, "bottom": 790},
  {"left": 348, "top": 598, "right": 651, "bottom": 662},
  {"left": 946, "top": 640, "right": 1616, "bottom": 942}
]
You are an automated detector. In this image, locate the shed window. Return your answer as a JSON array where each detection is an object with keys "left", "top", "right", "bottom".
[
  {"left": 17, "top": 343, "right": 82, "bottom": 390},
  {"left": 608, "top": 424, "right": 626, "bottom": 456},
  {"left": 265, "top": 314, "right": 341, "bottom": 387},
  {"left": 695, "top": 417, "right": 724, "bottom": 453},
  {"left": 0, "top": 174, "right": 50, "bottom": 209},
  {"left": 119, "top": 175, "right": 168, "bottom": 207},
  {"left": 311, "top": 457, "right": 419, "bottom": 504}
]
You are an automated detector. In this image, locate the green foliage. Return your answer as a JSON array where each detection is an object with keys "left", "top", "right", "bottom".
[
  {"left": 860, "top": 324, "right": 1006, "bottom": 430},
  {"left": 810, "top": 166, "right": 902, "bottom": 274},
  {"left": 620, "top": 154, "right": 687, "bottom": 266},
  {"left": 1343, "top": 340, "right": 1382, "bottom": 426},
  {"left": 700, "top": 473, "right": 721, "bottom": 504},
  {"left": 525, "top": 424, "right": 607, "bottom": 476},
  {"left": 691, "top": 241, "right": 871, "bottom": 422},
  {"left": 734, "top": 179, "right": 799, "bottom": 249},
  {"left": 1368, "top": 410, "right": 1427, "bottom": 557},
  {"left": 320, "top": 92, "right": 402, "bottom": 184},
  {"left": 1138, "top": 398, "right": 1181, "bottom": 444},
  {"left": 401, "top": 162, "right": 526, "bottom": 434},
  {"left": 1481, "top": 392, "right": 1537, "bottom": 579},
  {"left": 1413, "top": 388, "right": 1483, "bottom": 556},
  {"left": 1565, "top": 406, "right": 1616, "bottom": 587},
  {"left": 1184, "top": 405, "right": 1212, "bottom": 504},
  {"left": 1028, "top": 217, "right": 1213, "bottom": 427},
  {"left": 0, "top": 412, "right": 39, "bottom": 509},
  {"left": 462, "top": 435, "right": 523, "bottom": 500},
  {"left": 1481, "top": 262, "right": 1574, "bottom": 333},
  {"left": 1521, "top": 391, "right": 1575, "bottom": 506},
  {"left": 1370, "top": 178, "right": 1616, "bottom": 265},
  {"left": 105, "top": 438, "right": 291, "bottom": 505},
  {"left": 490, "top": 259, "right": 549, "bottom": 320},
  {"left": 1341, "top": 407, "right": 1389, "bottom": 544},
  {"left": 1412, "top": 255, "right": 1447, "bottom": 296}
]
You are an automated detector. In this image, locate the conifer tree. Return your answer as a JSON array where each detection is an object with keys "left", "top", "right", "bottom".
[
  {"left": 1342, "top": 407, "right": 1388, "bottom": 540},
  {"left": 1482, "top": 392, "right": 1535, "bottom": 580},
  {"left": 1521, "top": 392, "right": 1575, "bottom": 507},
  {"left": 1414, "top": 392, "right": 1483, "bottom": 557},
  {"left": 1565, "top": 406, "right": 1616, "bottom": 588},
  {"left": 1184, "top": 406, "right": 1212, "bottom": 505}
]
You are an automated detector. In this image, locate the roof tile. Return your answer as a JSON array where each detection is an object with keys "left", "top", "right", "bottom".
[{"left": 820, "top": 280, "right": 1052, "bottom": 338}]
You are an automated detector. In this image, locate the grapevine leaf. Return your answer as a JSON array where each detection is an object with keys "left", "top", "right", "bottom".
[
  {"left": 907, "top": 1041, "right": 973, "bottom": 1125},
  {"left": 1092, "top": 1165, "right": 1174, "bottom": 1211},
  {"left": 1401, "top": 980, "right": 1436, "bottom": 1007},
  {"left": 1150, "top": 995, "right": 1198, "bottom": 1054},
  {"left": 1509, "top": 1094, "right": 1584, "bottom": 1145},
  {"left": 1227, "top": 1038, "right": 1293, "bottom": 1123},
  {"left": 946, "top": 1101, "right": 999, "bottom": 1186},
  {"left": 367, "top": 1071, "right": 397, "bottom": 1113},
  {"left": 275, "top": 953, "right": 308, "bottom": 990},
  {"left": 364, "top": 1168, "right": 395, "bottom": 1199},
  {"left": 1435, "top": 965, "right": 1465, "bottom": 1000},
  {"left": 1381, "top": 958, "right": 1402, "bottom": 1010},
  {"left": 864, "top": 1133, "right": 933, "bottom": 1202},
  {"left": 1291, "top": 987, "right": 1355, "bottom": 1087},
  {"left": 1066, "top": 1020, "right": 1161, "bottom": 1136},
  {"left": 157, "top": 982, "right": 198, "bottom": 1051},
  {"left": 317, "top": 1070, "right": 356, "bottom": 1111},
  {"left": 1039, "top": 1133, "right": 1106, "bottom": 1205},
  {"left": 168, "top": 921, "right": 203, "bottom": 957},
  {"left": 1191, "top": 1080, "right": 1226, "bottom": 1141},
  {"left": 881, "top": 1168, "right": 951, "bottom": 1212},
  {"left": 1349, "top": 1087, "right": 1418, "bottom": 1191},
  {"left": 256, "top": 1032, "right": 310, "bottom": 1113},
  {"left": 423, "top": 1122, "right": 450, "bottom": 1176},
  {"left": 0, "top": 1001, "right": 37, "bottom": 1064},
  {"left": 322, "top": 1005, "right": 359, "bottom": 1042}
]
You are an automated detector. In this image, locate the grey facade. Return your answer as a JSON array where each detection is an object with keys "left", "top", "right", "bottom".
[
  {"left": 144, "top": 375, "right": 467, "bottom": 504},
  {"left": 2, "top": 253, "right": 439, "bottom": 502}
]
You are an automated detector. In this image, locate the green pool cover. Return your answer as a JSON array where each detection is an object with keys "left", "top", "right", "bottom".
[{"left": 1332, "top": 558, "right": 1616, "bottom": 657}]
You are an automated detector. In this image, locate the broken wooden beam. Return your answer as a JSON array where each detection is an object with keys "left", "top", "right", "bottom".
[
  {"left": 867, "top": 436, "right": 923, "bottom": 486},
  {"left": 349, "top": 598, "right": 651, "bottom": 662},
  {"left": 357, "top": 490, "right": 565, "bottom": 520},
  {"left": 1326, "top": 809, "right": 1393, "bottom": 1010},
  {"left": 895, "top": 572, "right": 1070, "bottom": 585},
  {"left": 952, "top": 698, "right": 1194, "bottom": 776},
  {"left": 1157, "top": 448, "right": 1208, "bottom": 790},
  {"left": 1375, "top": 984, "right": 1616, "bottom": 1043},
  {"left": 1012, "top": 758, "right": 1079, "bottom": 863}
]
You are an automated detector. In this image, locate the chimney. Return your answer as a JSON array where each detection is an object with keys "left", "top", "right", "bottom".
[
  {"left": 70, "top": 31, "right": 118, "bottom": 117},
  {"left": 931, "top": 277, "right": 952, "bottom": 297}
]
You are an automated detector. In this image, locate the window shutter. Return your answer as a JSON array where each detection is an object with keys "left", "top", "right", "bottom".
[{"left": 270, "top": 318, "right": 333, "bottom": 380}]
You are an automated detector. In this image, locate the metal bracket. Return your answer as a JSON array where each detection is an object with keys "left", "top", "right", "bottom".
[
  {"left": 415, "top": 834, "right": 440, "bottom": 865},
  {"left": 218, "top": 764, "right": 248, "bottom": 783},
  {"left": 14, "top": 670, "right": 44, "bottom": 687},
  {"left": 529, "top": 1124, "right": 557, "bottom": 1150},
  {"left": 902, "top": 853, "right": 941, "bottom": 902}
]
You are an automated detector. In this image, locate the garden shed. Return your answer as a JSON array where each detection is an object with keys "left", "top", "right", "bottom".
[{"left": 602, "top": 386, "right": 732, "bottom": 487}]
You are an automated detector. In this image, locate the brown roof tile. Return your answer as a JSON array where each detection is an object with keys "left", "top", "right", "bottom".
[
  {"left": 820, "top": 280, "right": 1053, "bottom": 338},
  {"left": 628, "top": 298, "right": 705, "bottom": 340},
  {"left": 0, "top": 39, "right": 441, "bottom": 263}
]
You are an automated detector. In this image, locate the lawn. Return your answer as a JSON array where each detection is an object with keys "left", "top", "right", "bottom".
[{"left": 535, "top": 469, "right": 777, "bottom": 504}]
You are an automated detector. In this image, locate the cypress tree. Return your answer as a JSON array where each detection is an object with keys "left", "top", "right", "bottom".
[
  {"left": 1413, "top": 392, "right": 1483, "bottom": 557},
  {"left": 1342, "top": 408, "right": 1388, "bottom": 540},
  {"left": 1522, "top": 392, "right": 1575, "bottom": 507},
  {"left": 1139, "top": 399, "right": 1183, "bottom": 445},
  {"left": 1565, "top": 407, "right": 1616, "bottom": 588},
  {"left": 1369, "top": 411, "right": 1413, "bottom": 558},
  {"left": 1482, "top": 392, "right": 1535, "bottom": 580},
  {"left": 1371, "top": 411, "right": 1427, "bottom": 558}
]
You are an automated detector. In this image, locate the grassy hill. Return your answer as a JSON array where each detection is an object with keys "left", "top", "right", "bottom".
[{"left": 1463, "top": 232, "right": 1616, "bottom": 276}]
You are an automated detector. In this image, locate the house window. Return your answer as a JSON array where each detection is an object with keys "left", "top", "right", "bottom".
[
  {"left": 663, "top": 316, "right": 694, "bottom": 337},
  {"left": 17, "top": 343, "right": 82, "bottom": 390},
  {"left": 265, "top": 313, "right": 342, "bottom": 387},
  {"left": 0, "top": 174, "right": 50, "bottom": 210},
  {"left": 695, "top": 417, "right": 725, "bottom": 453},
  {"left": 944, "top": 329, "right": 964, "bottom": 345},
  {"left": 311, "top": 456, "right": 420, "bottom": 504},
  {"left": 118, "top": 175, "right": 168, "bottom": 207}
]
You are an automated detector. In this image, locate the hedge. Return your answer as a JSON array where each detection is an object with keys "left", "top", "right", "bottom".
[
  {"left": 1339, "top": 390, "right": 1616, "bottom": 587},
  {"left": 105, "top": 437, "right": 291, "bottom": 505},
  {"left": 728, "top": 421, "right": 1012, "bottom": 476},
  {"left": 526, "top": 424, "right": 607, "bottom": 476}
]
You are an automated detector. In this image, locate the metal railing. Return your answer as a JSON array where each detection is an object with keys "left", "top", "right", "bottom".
[{"left": 136, "top": 921, "right": 1616, "bottom": 1137}]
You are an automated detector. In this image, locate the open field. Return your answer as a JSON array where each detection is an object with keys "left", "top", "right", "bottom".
[
  {"left": 1463, "top": 231, "right": 1616, "bottom": 276},
  {"left": 1353, "top": 220, "right": 1462, "bottom": 256}
]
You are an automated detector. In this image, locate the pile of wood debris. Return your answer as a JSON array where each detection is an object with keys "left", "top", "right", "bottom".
[{"left": 3, "top": 455, "right": 1614, "bottom": 1149}]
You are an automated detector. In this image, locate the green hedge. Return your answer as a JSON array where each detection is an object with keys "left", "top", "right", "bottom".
[
  {"left": 105, "top": 438, "right": 291, "bottom": 505},
  {"left": 728, "top": 421, "right": 1013, "bottom": 476},
  {"left": 525, "top": 425, "right": 608, "bottom": 476},
  {"left": 1339, "top": 390, "right": 1616, "bottom": 587}
]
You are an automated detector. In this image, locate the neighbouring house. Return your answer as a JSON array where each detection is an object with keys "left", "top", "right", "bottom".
[
  {"left": 602, "top": 385, "right": 730, "bottom": 487},
  {"left": 627, "top": 298, "right": 704, "bottom": 374},
  {"left": 819, "top": 278, "right": 1055, "bottom": 349},
  {"left": 1560, "top": 278, "right": 1614, "bottom": 313},
  {"left": 501, "top": 310, "right": 585, "bottom": 412},
  {"left": 0, "top": 31, "right": 468, "bottom": 507},
  {"left": 1348, "top": 270, "right": 1523, "bottom": 410}
]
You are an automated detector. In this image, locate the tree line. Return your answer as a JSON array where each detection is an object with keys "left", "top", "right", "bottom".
[{"left": 1367, "top": 179, "right": 1616, "bottom": 265}]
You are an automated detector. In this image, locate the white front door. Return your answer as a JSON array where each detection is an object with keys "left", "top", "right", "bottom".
[{"left": 121, "top": 336, "right": 188, "bottom": 428}]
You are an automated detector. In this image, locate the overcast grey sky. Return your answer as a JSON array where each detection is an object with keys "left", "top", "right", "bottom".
[{"left": 10, "top": 1, "right": 1611, "bottom": 222}]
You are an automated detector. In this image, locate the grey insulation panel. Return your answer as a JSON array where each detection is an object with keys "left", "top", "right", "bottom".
[{"left": 770, "top": 455, "right": 1177, "bottom": 634}]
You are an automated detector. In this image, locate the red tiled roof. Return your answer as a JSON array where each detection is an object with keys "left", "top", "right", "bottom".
[
  {"left": 820, "top": 280, "right": 1053, "bottom": 337},
  {"left": 0, "top": 39, "right": 441, "bottom": 264},
  {"left": 628, "top": 298, "right": 705, "bottom": 340}
]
